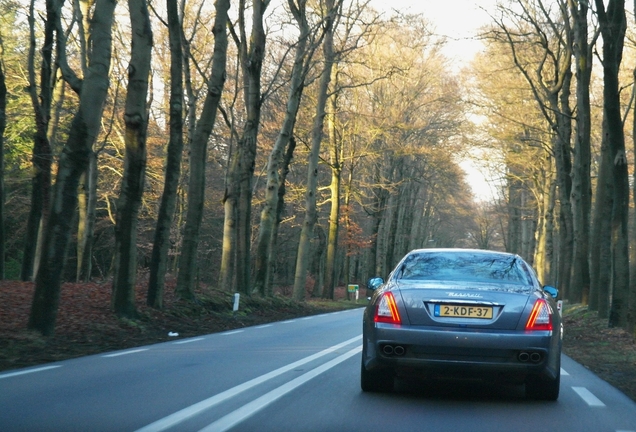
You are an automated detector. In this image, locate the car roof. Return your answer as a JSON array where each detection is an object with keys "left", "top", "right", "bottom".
[{"left": 408, "top": 248, "right": 515, "bottom": 257}]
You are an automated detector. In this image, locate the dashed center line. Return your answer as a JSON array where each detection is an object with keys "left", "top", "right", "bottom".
[
  {"left": 561, "top": 368, "right": 569, "bottom": 376},
  {"left": 572, "top": 386, "right": 605, "bottom": 407}
]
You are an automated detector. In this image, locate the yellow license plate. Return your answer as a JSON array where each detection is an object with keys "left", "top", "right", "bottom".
[{"left": 436, "top": 304, "right": 493, "bottom": 319}]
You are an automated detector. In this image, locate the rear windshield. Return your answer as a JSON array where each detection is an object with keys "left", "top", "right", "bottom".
[{"left": 394, "top": 252, "right": 533, "bottom": 285}]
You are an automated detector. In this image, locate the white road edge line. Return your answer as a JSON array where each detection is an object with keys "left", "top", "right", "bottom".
[
  {"left": 0, "top": 365, "right": 61, "bottom": 379},
  {"left": 134, "top": 335, "right": 362, "bottom": 432},
  {"left": 255, "top": 324, "right": 273, "bottom": 329},
  {"left": 221, "top": 330, "right": 244, "bottom": 336},
  {"left": 199, "top": 346, "right": 362, "bottom": 432},
  {"left": 572, "top": 386, "right": 606, "bottom": 407},
  {"left": 174, "top": 337, "right": 206, "bottom": 345},
  {"left": 102, "top": 348, "right": 149, "bottom": 358}
]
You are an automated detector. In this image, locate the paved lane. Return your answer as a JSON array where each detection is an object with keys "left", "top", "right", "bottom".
[{"left": 1, "top": 308, "right": 635, "bottom": 432}]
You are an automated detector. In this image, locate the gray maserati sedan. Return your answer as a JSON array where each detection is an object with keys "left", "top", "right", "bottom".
[{"left": 361, "top": 248, "right": 562, "bottom": 400}]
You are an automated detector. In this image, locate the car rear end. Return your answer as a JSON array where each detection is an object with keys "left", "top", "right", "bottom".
[{"left": 365, "top": 281, "right": 560, "bottom": 376}]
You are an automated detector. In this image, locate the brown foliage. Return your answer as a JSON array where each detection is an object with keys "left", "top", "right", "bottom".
[
  {"left": 0, "top": 279, "right": 357, "bottom": 372},
  {"left": 562, "top": 305, "right": 636, "bottom": 402}
]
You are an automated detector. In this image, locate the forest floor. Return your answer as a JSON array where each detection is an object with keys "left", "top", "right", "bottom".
[{"left": 1, "top": 280, "right": 636, "bottom": 403}]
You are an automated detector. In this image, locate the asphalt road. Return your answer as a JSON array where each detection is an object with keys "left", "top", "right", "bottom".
[{"left": 1, "top": 308, "right": 635, "bottom": 432}]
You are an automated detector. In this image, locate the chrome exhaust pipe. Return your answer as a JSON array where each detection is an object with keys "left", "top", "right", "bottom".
[
  {"left": 518, "top": 352, "right": 530, "bottom": 362},
  {"left": 393, "top": 345, "right": 405, "bottom": 356},
  {"left": 382, "top": 345, "right": 394, "bottom": 355},
  {"left": 530, "top": 352, "right": 542, "bottom": 363}
]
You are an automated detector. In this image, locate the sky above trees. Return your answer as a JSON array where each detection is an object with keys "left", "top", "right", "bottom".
[
  {"left": 372, "top": 0, "right": 498, "bottom": 65},
  {"left": 370, "top": 0, "right": 500, "bottom": 201}
]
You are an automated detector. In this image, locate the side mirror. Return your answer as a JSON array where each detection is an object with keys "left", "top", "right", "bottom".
[
  {"left": 543, "top": 285, "right": 558, "bottom": 299},
  {"left": 367, "top": 277, "right": 384, "bottom": 291}
]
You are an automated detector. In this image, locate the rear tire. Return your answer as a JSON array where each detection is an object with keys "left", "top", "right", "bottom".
[
  {"left": 526, "top": 370, "right": 560, "bottom": 401},
  {"left": 360, "top": 358, "right": 394, "bottom": 393}
]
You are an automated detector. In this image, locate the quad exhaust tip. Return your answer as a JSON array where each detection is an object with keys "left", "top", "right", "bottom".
[
  {"left": 382, "top": 344, "right": 406, "bottom": 356},
  {"left": 518, "top": 351, "right": 543, "bottom": 363}
]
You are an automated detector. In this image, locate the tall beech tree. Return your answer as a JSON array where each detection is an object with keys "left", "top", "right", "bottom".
[
  {"left": 493, "top": 0, "right": 574, "bottom": 296},
  {"left": 220, "top": 0, "right": 270, "bottom": 295},
  {"left": 292, "top": 0, "right": 338, "bottom": 301},
  {"left": 75, "top": 0, "right": 98, "bottom": 283},
  {"left": 594, "top": 0, "right": 629, "bottom": 329},
  {"left": 111, "top": 0, "right": 153, "bottom": 318},
  {"left": 176, "top": 0, "right": 231, "bottom": 300},
  {"left": 631, "top": 8, "right": 636, "bottom": 333},
  {"left": 147, "top": 0, "right": 185, "bottom": 308},
  {"left": 0, "top": 38, "right": 5, "bottom": 280},
  {"left": 568, "top": 0, "right": 595, "bottom": 305},
  {"left": 253, "top": 0, "right": 315, "bottom": 297},
  {"left": 473, "top": 25, "right": 557, "bottom": 286},
  {"left": 28, "top": 0, "right": 118, "bottom": 336},
  {"left": 21, "top": 0, "right": 61, "bottom": 281},
  {"left": 322, "top": 73, "right": 340, "bottom": 299}
]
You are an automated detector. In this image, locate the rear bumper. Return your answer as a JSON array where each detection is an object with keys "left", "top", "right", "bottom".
[{"left": 363, "top": 323, "right": 560, "bottom": 381}]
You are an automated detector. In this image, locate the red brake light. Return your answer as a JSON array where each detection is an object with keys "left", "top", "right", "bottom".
[
  {"left": 374, "top": 292, "right": 402, "bottom": 324},
  {"left": 525, "top": 298, "right": 553, "bottom": 331}
]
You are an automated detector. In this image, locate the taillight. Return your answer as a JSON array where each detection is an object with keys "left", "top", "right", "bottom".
[
  {"left": 374, "top": 292, "right": 402, "bottom": 324},
  {"left": 525, "top": 298, "right": 553, "bottom": 331}
]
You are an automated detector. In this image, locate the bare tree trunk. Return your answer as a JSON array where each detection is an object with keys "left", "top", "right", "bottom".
[
  {"left": 521, "top": 190, "right": 537, "bottom": 263},
  {"left": 343, "top": 167, "right": 353, "bottom": 299},
  {"left": 631, "top": 64, "right": 636, "bottom": 333},
  {"left": 77, "top": 152, "right": 97, "bottom": 281},
  {"left": 292, "top": 0, "right": 336, "bottom": 300},
  {"left": 111, "top": 0, "right": 153, "bottom": 318},
  {"left": 22, "top": 0, "right": 58, "bottom": 281},
  {"left": 77, "top": 171, "right": 88, "bottom": 279},
  {"left": 74, "top": 0, "right": 96, "bottom": 283},
  {"left": 589, "top": 122, "right": 613, "bottom": 316},
  {"left": 0, "top": 53, "right": 5, "bottom": 279},
  {"left": 230, "top": 0, "right": 269, "bottom": 295},
  {"left": 254, "top": 0, "right": 310, "bottom": 296},
  {"left": 266, "top": 136, "right": 297, "bottom": 296},
  {"left": 310, "top": 225, "right": 326, "bottom": 297},
  {"left": 534, "top": 156, "right": 556, "bottom": 286},
  {"left": 147, "top": 0, "right": 184, "bottom": 308},
  {"left": 219, "top": 173, "right": 237, "bottom": 291},
  {"left": 555, "top": 71, "right": 574, "bottom": 299},
  {"left": 28, "top": 0, "right": 117, "bottom": 336},
  {"left": 507, "top": 175, "right": 522, "bottom": 255},
  {"left": 595, "top": 0, "right": 629, "bottom": 329},
  {"left": 387, "top": 194, "right": 400, "bottom": 268},
  {"left": 176, "top": 0, "right": 230, "bottom": 299},
  {"left": 367, "top": 162, "right": 390, "bottom": 279},
  {"left": 569, "top": 0, "right": 593, "bottom": 305},
  {"left": 409, "top": 191, "right": 425, "bottom": 251},
  {"left": 322, "top": 91, "right": 340, "bottom": 299}
]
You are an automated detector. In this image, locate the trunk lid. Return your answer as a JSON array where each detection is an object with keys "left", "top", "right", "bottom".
[{"left": 396, "top": 280, "right": 533, "bottom": 330}]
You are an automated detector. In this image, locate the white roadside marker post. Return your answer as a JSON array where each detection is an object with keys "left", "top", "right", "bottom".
[{"left": 233, "top": 293, "right": 240, "bottom": 312}]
